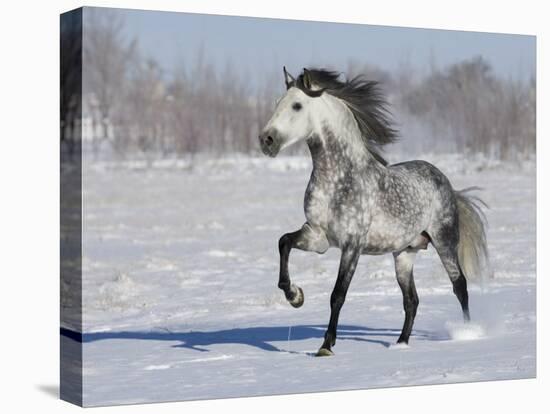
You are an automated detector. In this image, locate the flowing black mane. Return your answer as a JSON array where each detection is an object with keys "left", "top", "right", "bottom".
[{"left": 295, "top": 68, "right": 398, "bottom": 164}]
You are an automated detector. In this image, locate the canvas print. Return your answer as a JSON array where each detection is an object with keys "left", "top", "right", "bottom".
[{"left": 60, "top": 6, "right": 536, "bottom": 407}]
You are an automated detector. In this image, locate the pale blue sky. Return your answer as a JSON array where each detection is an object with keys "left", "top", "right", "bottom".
[{"left": 95, "top": 7, "right": 536, "bottom": 83}]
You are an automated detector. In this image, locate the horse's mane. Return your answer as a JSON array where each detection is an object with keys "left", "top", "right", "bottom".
[{"left": 295, "top": 68, "right": 398, "bottom": 165}]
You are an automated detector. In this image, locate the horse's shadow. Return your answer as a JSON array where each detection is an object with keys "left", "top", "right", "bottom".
[{"left": 61, "top": 325, "right": 440, "bottom": 354}]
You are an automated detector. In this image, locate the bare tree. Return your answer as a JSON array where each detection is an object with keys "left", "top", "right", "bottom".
[
  {"left": 83, "top": 9, "right": 136, "bottom": 159},
  {"left": 124, "top": 58, "right": 168, "bottom": 163},
  {"left": 61, "top": 10, "right": 83, "bottom": 162},
  {"left": 401, "top": 56, "right": 535, "bottom": 159}
]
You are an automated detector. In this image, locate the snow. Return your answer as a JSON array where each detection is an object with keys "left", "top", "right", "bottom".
[
  {"left": 445, "top": 322, "right": 486, "bottom": 341},
  {"left": 64, "top": 154, "right": 535, "bottom": 406}
]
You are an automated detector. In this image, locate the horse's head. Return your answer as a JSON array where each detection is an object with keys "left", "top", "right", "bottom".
[{"left": 259, "top": 67, "right": 324, "bottom": 157}]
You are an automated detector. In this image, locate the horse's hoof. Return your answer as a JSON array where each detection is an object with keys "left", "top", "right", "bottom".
[
  {"left": 315, "top": 348, "right": 334, "bottom": 357},
  {"left": 390, "top": 342, "right": 409, "bottom": 350},
  {"left": 288, "top": 286, "right": 304, "bottom": 308}
]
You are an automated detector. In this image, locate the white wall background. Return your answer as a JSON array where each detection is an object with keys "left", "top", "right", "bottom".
[{"left": 0, "top": 0, "right": 547, "bottom": 413}]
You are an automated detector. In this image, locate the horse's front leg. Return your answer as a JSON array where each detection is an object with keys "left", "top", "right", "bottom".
[
  {"left": 317, "top": 243, "right": 361, "bottom": 356},
  {"left": 278, "top": 223, "right": 329, "bottom": 308}
]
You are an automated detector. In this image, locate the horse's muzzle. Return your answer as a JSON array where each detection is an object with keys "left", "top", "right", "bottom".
[{"left": 259, "top": 129, "right": 282, "bottom": 157}]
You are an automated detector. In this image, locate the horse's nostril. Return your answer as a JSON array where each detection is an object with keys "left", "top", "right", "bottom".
[{"left": 266, "top": 136, "right": 274, "bottom": 146}]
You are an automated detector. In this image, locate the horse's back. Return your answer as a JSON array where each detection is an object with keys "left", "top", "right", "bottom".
[
  {"left": 389, "top": 159, "right": 450, "bottom": 183},
  {"left": 388, "top": 159, "right": 454, "bottom": 196}
]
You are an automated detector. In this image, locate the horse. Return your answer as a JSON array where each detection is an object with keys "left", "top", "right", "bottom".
[{"left": 258, "top": 67, "right": 489, "bottom": 357}]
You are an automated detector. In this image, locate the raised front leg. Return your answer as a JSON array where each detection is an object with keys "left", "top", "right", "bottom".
[
  {"left": 317, "top": 244, "right": 361, "bottom": 356},
  {"left": 278, "top": 223, "right": 329, "bottom": 308},
  {"left": 393, "top": 250, "right": 419, "bottom": 344}
]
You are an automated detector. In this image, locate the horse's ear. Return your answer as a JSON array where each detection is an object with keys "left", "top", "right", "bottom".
[
  {"left": 283, "top": 66, "right": 295, "bottom": 89},
  {"left": 302, "top": 68, "right": 312, "bottom": 90},
  {"left": 300, "top": 68, "right": 324, "bottom": 97}
]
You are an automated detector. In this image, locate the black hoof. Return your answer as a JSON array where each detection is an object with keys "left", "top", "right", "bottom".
[
  {"left": 288, "top": 286, "right": 304, "bottom": 308},
  {"left": 315, "top": 347, "right": 334, "bottom": 357}
]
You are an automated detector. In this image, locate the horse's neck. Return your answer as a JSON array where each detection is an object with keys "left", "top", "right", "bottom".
[
  {"left": 307, "top": 123, "right": 385, "bottom": 181},
  {"left": 309, "top": 94, "right": 386, "bottom": 172}
]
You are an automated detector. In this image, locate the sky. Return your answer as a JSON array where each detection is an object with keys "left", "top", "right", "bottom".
[{"left": 89, "top": 7, "right": 536, "bottom": 83}]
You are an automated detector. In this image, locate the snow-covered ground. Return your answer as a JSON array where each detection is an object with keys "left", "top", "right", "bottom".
[{"left": 64, "top": 154, "right": 535, "bottom": 406}]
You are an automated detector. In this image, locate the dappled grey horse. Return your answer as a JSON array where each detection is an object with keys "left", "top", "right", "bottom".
[{"left": 259, "top": 68, "right": 489, "bottom": 356}]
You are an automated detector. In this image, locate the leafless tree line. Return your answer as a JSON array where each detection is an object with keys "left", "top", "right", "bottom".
[
  {"left": 400, "top": 56, "right": 535, "bottom": 159},
  {"left": 78, "top": 11, "right": 535, "bottom": 162},
  {"left": 60, "top": 9, "right": 83, "bottom": 162}
]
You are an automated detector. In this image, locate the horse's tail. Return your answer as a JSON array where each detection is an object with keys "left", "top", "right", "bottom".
[{"left": 455, "top": 187, "right": 490, "bottom": 281}]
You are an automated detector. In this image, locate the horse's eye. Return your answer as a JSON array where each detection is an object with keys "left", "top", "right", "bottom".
[{"left": 292, "top": 102, "right": 302, "bottom": 111}]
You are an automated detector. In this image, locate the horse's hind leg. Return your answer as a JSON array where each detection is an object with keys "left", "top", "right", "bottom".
[
  {"left": 430, "top": 228, "right": 470, "bottom": 322},
  {"left": 278, "top": 223, "right": 329, "bottom": 308},
  {"left": 441, "top": 252, "right": 470, "bottom": 322},
  {"left": 393, "top": 250, "right": 419, "bottom": 344}
]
